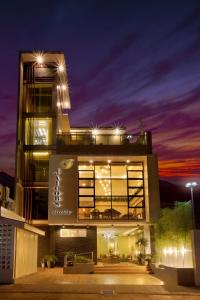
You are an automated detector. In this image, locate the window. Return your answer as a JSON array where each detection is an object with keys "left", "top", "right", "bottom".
[
  {"left": 78, "top": 162, "right": 145, "bottom": 220},
  {"left": 25, "top": 118, "right": 52, "bottom": 145}
]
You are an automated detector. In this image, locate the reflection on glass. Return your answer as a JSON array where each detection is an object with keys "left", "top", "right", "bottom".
[
  {"left": 128, "top": 188, "right": 143, "bottom": 196},
  {"left": 129, "top": 196, "right": 144, "bottom": 207},
  {"left": 79, "top": 179, "right": 94, "bottom": 187},
  {"left": 79, "top": 171, "right": 94, "bottom": 178},
  {"left": 129, "top": 207, "right": 144, "bottom": 219},
  {"left": 128, "top": 180, "right": 143, "bottom": 187},
  {"left": 111, "top": 166, "right": 126, "bottom": 178},
  {"left": 128, "top": 171, "right": 143, "bottom": 178},
  {"left": 127, "top": 164, "right": 143, "bottom": 171},
  {"left": 79, "top": 188, "right": 94, "bottom": 196},
  {"left": 79, "top": 197, "right": 94, "bottom": 208},
  {"left": 112, "top": 180, "right": 127, "bottom": 196}
]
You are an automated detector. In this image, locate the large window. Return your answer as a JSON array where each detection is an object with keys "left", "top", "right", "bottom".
[
  {"left": 25, "top": 86, "right": 54, "bottom": 113},
  {"left": 31, "top": 188, "right": 48, "bottom": 219},
  {"left": 78, "top": 162, "right": 145, "bottom": 220},
  {"left": 25, "top": 118, "right": 52, "bottom": 145}
]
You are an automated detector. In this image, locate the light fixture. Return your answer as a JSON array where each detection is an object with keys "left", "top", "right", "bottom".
[
  {"left": 107, "top": 160, "right": 111, "bottom": 164},
  {"left": 115, "top": 127, "right": 120, "bottom": 135},
  {"left": 32, "top": 152, "right": 49, "bottom": 156},
  {"left": 62, "top": 84, "right": 66, "bottom": 91},
  {"left": 57, "top": 85, "right": 61, "bottom": 90},
  {"left": 92, "top": 128, "right": 98, "bottom": 135},
  {"left": 185, "top": 182, "right": 198, "bottom": 188},
  {"left": 57, "top": 64, "right": 65, "bottom": 72},
  {"left": 89, "top": 160, "right": 93, "bottom": 164},
  {"left": 126, "top": 160, "right": 130, "bottom": 164},
  {"left": 57, "top": 102, "right": 61, "bottom": 107},
  {"left": 36, "top": 54, "right": 44, "bottom": 64}
]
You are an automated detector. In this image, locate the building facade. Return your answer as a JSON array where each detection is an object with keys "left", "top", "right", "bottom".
[{"left": 15, "top": 51, "right": 160, "bottom": 265}]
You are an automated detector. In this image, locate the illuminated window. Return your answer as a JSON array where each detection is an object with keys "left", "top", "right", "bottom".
[
  {"left": 25, "top": 118, "right": 52, "bottom": 145},
  {"left": 78, "top": 161, "right": 145, "bottom": 220}
]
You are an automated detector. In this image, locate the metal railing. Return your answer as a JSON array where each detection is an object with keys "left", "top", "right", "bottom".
[{"left": 56, "top": 131, "right": 151, "bottom": 147}]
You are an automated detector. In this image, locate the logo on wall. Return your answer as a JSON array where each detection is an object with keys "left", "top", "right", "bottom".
[{"left": 52, "top": 159, "right": 75, "bottom": 215}]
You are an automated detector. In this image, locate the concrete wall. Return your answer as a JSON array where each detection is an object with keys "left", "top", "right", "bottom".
[
  {"left": 147, "top": 155, "right": 160, "bottom": 221},
  {"left": 14, "top": 227, "right": 38, "bottom": 278}
]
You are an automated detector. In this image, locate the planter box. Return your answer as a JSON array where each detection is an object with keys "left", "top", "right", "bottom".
[
  {"left": 63, "top": 262, "right": 94, "bottom": 274},
  {"left": 151, "top": 263, "right": 195, "bottom": 286}
]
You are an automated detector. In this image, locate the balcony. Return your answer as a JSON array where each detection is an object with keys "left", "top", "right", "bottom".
[{"left": 56, "top": 131, "right": 152, "bottom": 155}]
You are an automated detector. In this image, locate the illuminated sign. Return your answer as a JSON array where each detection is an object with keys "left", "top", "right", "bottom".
[
  {"left": 60, "top": 229, "right": 87, "bottom": 237},
  {"left": 48, "top": 156, "right": 78, "bottom": 224}
]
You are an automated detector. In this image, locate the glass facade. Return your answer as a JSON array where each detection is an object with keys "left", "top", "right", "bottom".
[
  {"left": 25, "top": 118, "right": 52, "bottom": 145},
  {"left": 78, "top": 162, "right": 145, "bottom": 220}
]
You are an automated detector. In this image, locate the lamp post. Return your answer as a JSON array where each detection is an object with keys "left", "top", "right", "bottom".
[{"left": 185, "top": 181, "right": 198, "bottom": 227}]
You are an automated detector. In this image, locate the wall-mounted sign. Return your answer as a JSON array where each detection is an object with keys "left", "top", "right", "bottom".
[
  {"left": 60, "top": 229, "right": 87, "bottom": 237},
  {"left": 48, "top": 155, "right": 78, "bottom": 224}
]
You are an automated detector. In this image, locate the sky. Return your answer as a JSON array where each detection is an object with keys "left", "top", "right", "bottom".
[{"left": 0, "top": 0, "right": 200, "bottom": 184}]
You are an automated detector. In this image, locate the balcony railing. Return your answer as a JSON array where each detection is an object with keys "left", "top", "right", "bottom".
[{"left": 57, "top": 131, "right": 152, "bottom": 147}]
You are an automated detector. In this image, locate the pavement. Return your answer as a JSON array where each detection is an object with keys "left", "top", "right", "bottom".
[{"left": 0, "top": 268, "right": 200, "bottom": 299}]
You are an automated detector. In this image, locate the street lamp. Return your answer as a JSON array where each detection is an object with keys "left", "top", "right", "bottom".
[
  {"left": 185, "top": 181, "right": 198, "bottom": 228},
  {"left": 185, "top": 182, "right": 198, "bottom": 203}
]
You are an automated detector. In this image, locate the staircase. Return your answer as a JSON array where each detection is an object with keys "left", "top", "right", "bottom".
[{"left": 94, "top": 263, "right": 147, "bottom": 274}]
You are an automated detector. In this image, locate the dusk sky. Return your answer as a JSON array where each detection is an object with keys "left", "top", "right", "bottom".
[{"left": 0, "top": 0, "right": 200, "bottom": 184}]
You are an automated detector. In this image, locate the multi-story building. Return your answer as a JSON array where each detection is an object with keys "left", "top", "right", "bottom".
[{"left": 15, "top": 51, "right": 160, "bottom": 265}]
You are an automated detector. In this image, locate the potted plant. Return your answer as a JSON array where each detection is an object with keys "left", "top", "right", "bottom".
[
  {"left": 41, "top": 258, "right": 46, "bottom": 268},
  {"left": 64, "top": 251, "right": 75, "bottom": 266},
  {"left": 44, "top": 254, "right": 58, "bottom": 268}
]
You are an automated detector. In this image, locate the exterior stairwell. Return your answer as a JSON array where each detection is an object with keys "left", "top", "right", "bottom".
[{"left": 94, "top": 264, "right": 147, "bottom": 274}]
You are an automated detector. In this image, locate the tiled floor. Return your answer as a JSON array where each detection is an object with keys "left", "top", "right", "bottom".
[{"left": 1, "top": 268, "right": 200, "bottom": 300}]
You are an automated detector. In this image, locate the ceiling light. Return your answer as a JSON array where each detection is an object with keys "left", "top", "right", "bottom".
[
  {"left": 36, "top": 55, "right": 44, "bottom": 64},
  {"left": 58, "top": 64, "right": 65, "bottom": 72},
  {"left": 115, "top": 127, "right": 120, "bottom": 135},
  {"left": 92, "top": 129, "right": 98, "bottom": 135},
  {"left": 107, "top": 160, "right": 111, "bottom": 164},
  {"left": 62, "top": 84, "right": 66, "bottom": 91},
  {"left": 126, "top": 160, "right": 130, "bottom": 164}
]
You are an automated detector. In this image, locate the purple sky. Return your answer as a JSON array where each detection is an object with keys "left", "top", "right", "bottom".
[{"left": 0, "top": 0, "right": 200, "bottom": 184}]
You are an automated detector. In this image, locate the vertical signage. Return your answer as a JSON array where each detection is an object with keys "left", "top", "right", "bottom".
[{"left": 48, "top": 155, "right": 78, "bottom": 224}]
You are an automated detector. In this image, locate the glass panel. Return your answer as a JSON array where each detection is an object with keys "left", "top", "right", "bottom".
[
  {"left": 95, "top": 179, "right": 111, "bottom": 196},
  {"left": 79, "top": 188, "right": 94, "bottom": 196},
  {"left": 111, "top": 165, "right": 127, "bottom": 178},
  {"left": 78, "top": 164, "right": 94, "bottom": 171},
  {"left": 79, "top": 171, "right": 94, "bottom": 178},
  {"left": 95, "top": 196, "right": 112, "bottom": 220},
  {"left": 95, "top": 165, "right": 110, "bottom": 178},
  {"left": 79, "top": 197, "right": 94, "bottom": 207},
  {"left": 79, "top": 208, "right": 93, "bottom": 219},
  {"left": 25, "top": 118, "right": 52, "bottom": 145},
  {"left": 32, "top": 188, "right": 48, "bottom": 219},
  {"left": 127, "top": 164, "right": 143, "bottom": 171},
  {"left": 31, "top": 154, "right": 49, "bottom": 182},
  {"left": 128, "top": 188, "right": 143, "bottom": 196},
  {"left": 79, "top": 179, "right": 94, "bottom": 187},
  {"left": 129, "top": 196, "right": 144, "bottom": 207},
  {"left": 129, "top": 207, "right": 144, "bottom": 220},
  {"left": 128, "top": 180, "right": 143, "bottom": 187},
  {"left": 112, "top": 180, "right": 127, "bottom": 196},
  {"left": 26, "top": 87, "right": 53, "bottom": 113},
  {"left": 128, "top": 171, "right": 143, "bottom": 178},
  {"left": 112, "top": 196, "right": 128, "bottom": 220}
]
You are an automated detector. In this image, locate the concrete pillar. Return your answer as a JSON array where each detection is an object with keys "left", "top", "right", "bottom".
[
  {"left": 192, "top": 229, "right": 200, "bottom": 286},
  {"left": 143, "top": 224, "right": 151, "bottom": 255}
]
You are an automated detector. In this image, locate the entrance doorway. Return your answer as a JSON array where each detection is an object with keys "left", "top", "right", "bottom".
[{"left": 97, "top": 227, "right": 143, "bottom": 264}]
